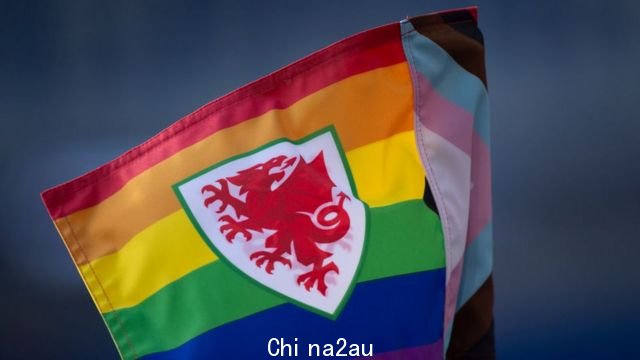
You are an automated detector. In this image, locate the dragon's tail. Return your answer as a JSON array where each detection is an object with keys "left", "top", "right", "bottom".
[{"left": 298, "top": 193, "right": 351, "bottom": 243}]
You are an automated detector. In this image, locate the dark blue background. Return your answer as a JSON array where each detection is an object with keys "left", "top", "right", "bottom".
[{"left": 1, "top": 1, "right": 639, "bottom": 358}]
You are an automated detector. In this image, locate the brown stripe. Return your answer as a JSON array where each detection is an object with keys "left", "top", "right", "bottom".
[
  {"left": 408, "top": 15, "right": 487, "bottom": 86},
  {"left": 446, "top": 276, "right": 495, "bottom": 359},
  {"left": 449, "top": 323, "right": 496, "bottom": 360}
]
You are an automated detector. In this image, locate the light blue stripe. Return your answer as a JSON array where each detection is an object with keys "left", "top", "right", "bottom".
[
  {"left": 400, "top": 20, "right": 491, "bottom": 145},
  {"left": 400, "top": 20, "right": 493, "bottom": 352},
  {"left": 474, "top": 94, "right": 491, "bottom": 146},
  {"left": 444, "top": 321, "right": 453, "bottom": 355},
  {"left": 442, "top": 222, "right": 493, "bottom": 351},
  {"left": 456, "top": 222, "right": 493, "bottom": 308},
  {"left": 403, "top": 19, "right": 494, "bottom": 307}
]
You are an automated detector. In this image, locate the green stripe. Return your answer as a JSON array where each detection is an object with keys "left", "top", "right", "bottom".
[
  {"left": 104, "top": 199, "right": 444, "bottom": 357},
  {"left": 359, "top": 200, "right": 444, "bottom": 281}
]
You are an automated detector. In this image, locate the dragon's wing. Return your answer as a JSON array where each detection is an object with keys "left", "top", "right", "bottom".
[{"left": 278, "top": 151, "right": 336, "bottom": 214}]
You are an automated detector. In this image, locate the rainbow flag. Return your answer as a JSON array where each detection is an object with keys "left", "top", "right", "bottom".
[{"left": 42, "top": 7, "right": 492, "bottom": 359}]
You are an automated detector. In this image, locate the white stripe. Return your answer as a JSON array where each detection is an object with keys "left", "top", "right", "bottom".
[{"left": 415, "top": 124, "right": 471, "bottom": 282}]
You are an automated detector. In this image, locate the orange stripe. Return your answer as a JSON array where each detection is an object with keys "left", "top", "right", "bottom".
[
  {"left": 61, "top": 62, "right": 413, "bottom": 264},
  {"left": 41, "top": 23, "right": 404, "bottom": 220}
]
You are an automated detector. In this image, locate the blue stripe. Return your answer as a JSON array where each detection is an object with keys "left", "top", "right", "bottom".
[
  {"left": 400, "top": 20, "right": 491, "bottom": 145},
  {"left": 142, "top": 269, "right": 445, "bottom": 359}
]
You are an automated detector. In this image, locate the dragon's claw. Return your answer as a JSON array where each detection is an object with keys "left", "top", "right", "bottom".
[
  {"left": 250, "top": 251, "right": 292, "bottom": 274},
  {"left": 201, "top": 179, "right": 237, "bottom": 214},
  {"left": 218, "top": 215, "right": 252, "bottom": 242},
  {"left": 296, "top": 262, "right": 339, "bottom": 296}
]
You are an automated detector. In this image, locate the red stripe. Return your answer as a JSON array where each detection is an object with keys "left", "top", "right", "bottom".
[
  {"left": 469, "top": 7, "right": 478, "bottom": 22},
  {"left": 42, "top": 22, "right": 405, "bottom": 219}
]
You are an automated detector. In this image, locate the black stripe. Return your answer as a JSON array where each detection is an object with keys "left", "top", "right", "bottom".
[
  {"left": 423, "top": 178, "right": 439, "bottom": 216},
  {"left": 408, "top": 14, "right": 487, "bottom": 86},
  {"left": 439, "top": 11, "right": 485, "bottom": 44}
]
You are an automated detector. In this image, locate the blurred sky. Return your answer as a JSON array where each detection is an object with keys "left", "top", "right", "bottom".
[{"left": 1, "top": 0, "right": 639, "bottom": 358}]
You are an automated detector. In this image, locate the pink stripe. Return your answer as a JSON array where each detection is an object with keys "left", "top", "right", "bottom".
[
  {"left": 467, "top": 131, "right": 492, "bottom": 244},
  {"left": 412, "top": 73, "right": 473, "bottom": 342},
  {"left": 357, "top": 339, "right": 443, "bottom": 360},
  {"left": 415, "top": 72, "right": 492, "bottom": 246},
  {"left": 416, "top": 72, "right": 474, "bottom": 156}
]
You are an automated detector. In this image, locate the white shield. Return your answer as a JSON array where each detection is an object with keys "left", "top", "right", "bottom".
[{"left": 174, "top": 128, "right": 367, "bottom": 317}]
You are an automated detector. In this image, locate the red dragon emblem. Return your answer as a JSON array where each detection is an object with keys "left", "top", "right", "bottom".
[{"left": 200, "top": 152, "right": 351, "bottom": 296}]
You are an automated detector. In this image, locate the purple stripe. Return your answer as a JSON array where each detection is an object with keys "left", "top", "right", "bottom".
[{"left": 359, "top": 339, "right": 443, "bottom": 360}]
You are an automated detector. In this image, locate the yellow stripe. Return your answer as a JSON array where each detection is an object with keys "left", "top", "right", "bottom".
[
  {"left": 85, "top": 211, "right": 217, "bottom": 312},
  {"left": 55, "top": 218, "right": 112, "bottom": 313},
  {"left": 83, "top": 130, "right": 425, "bottom": 312},
  {"left": 348, "top": 131, "right": 424, "bottom": 207},
  {"left": 64, "top": 62, "right": 414, "bottom": 264}
]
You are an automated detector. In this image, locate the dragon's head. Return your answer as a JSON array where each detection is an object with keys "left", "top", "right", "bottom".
[{"left": 227, "top": 155, "right": 297, "bottom": 193}]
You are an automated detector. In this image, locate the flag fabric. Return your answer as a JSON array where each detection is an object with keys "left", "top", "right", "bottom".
[{"left": 42, "top": 7, "right": 492, "bottom": 360}]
